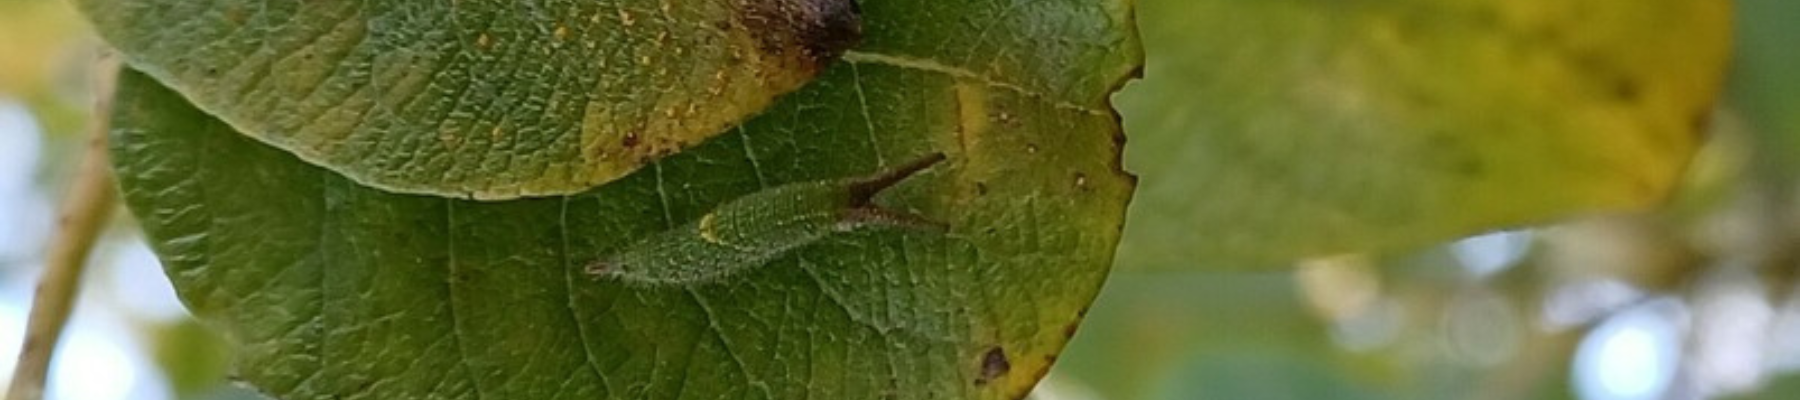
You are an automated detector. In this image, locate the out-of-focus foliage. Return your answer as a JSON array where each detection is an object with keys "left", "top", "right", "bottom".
[
  {"left": 1040, "top": 1, "right": 1800, "bottom": 397},
  {"left": 1722, "top": 375, "right": 1800, "bottom": 400},
  {"left": 1049, "top": 251, "right": 1593, "bottom": 400},
  {"left": 0, "top": 0, "right": 94, "bottom": 137},
  {"left": 0, "top": 0, "right": 84, "bottom": 97},
  {"left": 1115, "top": 0, "right": 1733, "bottom": 267},
  {"left": 1730, "top": 0, "right": 1800, "bottom": 189},
  {"left": 150, "top": 319, "right": 231, "bottom": 398},
  {"left": 1049, "top": 273, "right": 1381, "bottom": 400},
  {"left": 1149, "top": 352, "right": 1388, "bottom": 400}
]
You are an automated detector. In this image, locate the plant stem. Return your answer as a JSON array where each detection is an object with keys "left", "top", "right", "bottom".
[{"left": 5, "top": 58, "right": 119, "bottom": 400}]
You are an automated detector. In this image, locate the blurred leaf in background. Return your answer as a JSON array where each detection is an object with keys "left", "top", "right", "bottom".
[
  {"left": 1729, "top": 0, "right": 1800, "bottom": 193},
  {"left": 1040, "top": 1, "right": 1800, "bottom": 398},
  {"left": 150, "top": 319, "right": 230, "bottom": 398},
  {"left": 0, "top": 0, "right": 95, "bottom": 138},
  {"left": 1723, "top": 374, "right": 1800, "bottom": 400},
  {"left": 1115, "top": 0, "right": 1733, "bottom": 267},
  {"left": 0, "top": 0, "right": 84, "bottom": 97}
]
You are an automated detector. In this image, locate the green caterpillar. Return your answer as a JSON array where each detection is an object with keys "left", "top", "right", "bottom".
[{"left": 587, "top": 153, "right": 948, "bottom": 285}]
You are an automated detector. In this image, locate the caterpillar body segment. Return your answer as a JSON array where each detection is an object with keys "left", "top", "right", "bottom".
[{"left": 588, "top": 153, "right": 948, "bottom": 285}]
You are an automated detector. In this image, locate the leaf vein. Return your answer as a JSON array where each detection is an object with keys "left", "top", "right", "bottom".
[{"left": 840, "top": 51, "right": 1107, "bottom": 116}]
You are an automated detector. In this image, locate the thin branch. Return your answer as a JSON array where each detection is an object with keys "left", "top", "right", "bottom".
[{"left": 6, "top": 57, "right": 120, "bottom": 400}]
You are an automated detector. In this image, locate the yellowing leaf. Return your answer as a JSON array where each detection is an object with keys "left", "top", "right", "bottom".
[
  {"left": 0, "top": 0, "right": 95, "bottom": 137},
  {"left": 0, "top": 0, "right": 86, "bottom": 99},
  {"left": 1116, "top": 0, "right": 1732, "bottom": 267},
  {"left": 81, "top": 0, "right": 866, "bottom": 199}
]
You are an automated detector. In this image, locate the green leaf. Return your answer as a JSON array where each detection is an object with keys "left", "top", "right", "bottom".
[
  {"left": 150, "top": 319, "right": 234, "bottom": 398},
  {"left": 80, "top": 0, "right": 866, "bottom": 199},
  {"left": 1116, "top": 0, "right": 1732, "bottom": 267},
  {"left": 1150, "top": 352, "right": 1388, "bottom": 400},
  {"left": 108, "top": 0, "right": 1140, "bottom": 397},
  {"left": 1721, "top": 373, "right": 1800, "bottom": 400},
  {"left": 1732, "top": 0, "right": 1800, "bottom": 187}
]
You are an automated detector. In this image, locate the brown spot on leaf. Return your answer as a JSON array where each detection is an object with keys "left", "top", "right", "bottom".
[
  {"left": 622, "top": 132, "right": 641, "bottom": 148},
  {"left": 737, "top": 0, "right": 863, "bottom": 75},
  {"left": 223, "top": 6, "right": 248, "bottom": 25},
  {"left": 882, "top": 378, "right": 900, "bottom": 400},
  {"left": 1691, "top": 110, "right": 1714, "bottom": 136},
  {"left": 1611, "top": 78, "right": 1641, "bottom": 102},
  {"left": 1456, "top": 157, "right": 1484, "bottom": 177},
  {"left": 974, "top": 347, "right": 1011, "bottom": 386}
]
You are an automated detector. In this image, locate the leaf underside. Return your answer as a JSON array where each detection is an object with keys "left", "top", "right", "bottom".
[
  {"left": 108, "top": 1, "right": 1141, "bottom": 399},
  {"left": 82, "top": 0, "right": 863, "bottom": 199},
  {"left": 1116, "top": 0, "right": 1732, "bottom": 267}
]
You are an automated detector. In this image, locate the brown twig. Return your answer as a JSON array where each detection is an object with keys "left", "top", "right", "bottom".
[{"left": 5, "top": 57, "right": 119, "bottom": 400}]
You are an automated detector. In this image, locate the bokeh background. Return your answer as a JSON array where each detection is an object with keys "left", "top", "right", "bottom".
[{"left": 1, "top": 0, "right": 1796, "bottom": 399}]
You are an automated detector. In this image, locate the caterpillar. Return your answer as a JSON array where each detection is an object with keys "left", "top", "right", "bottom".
[{"left": 587, "top": 153, "right": 949, "bottom": 286}]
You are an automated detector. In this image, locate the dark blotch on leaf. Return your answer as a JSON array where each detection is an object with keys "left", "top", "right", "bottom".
[
  {"left": 1691, "top": 110, "right": 1714, "bottom": 135},
  {"left": 1612, "top": 79, "right": 1642, "bottom": 102},
  {"left": 796, "top": 0, "right": 863, "bottom": 63},
  {"left": 1457, "top": 157, "right": 1485, "bottom": 177},
  {"left": 974, "top": 347, "right": 1011, "bottom": 386},
  {"left": 740, "top": 0, "right": 864, "bottom": 74}
]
